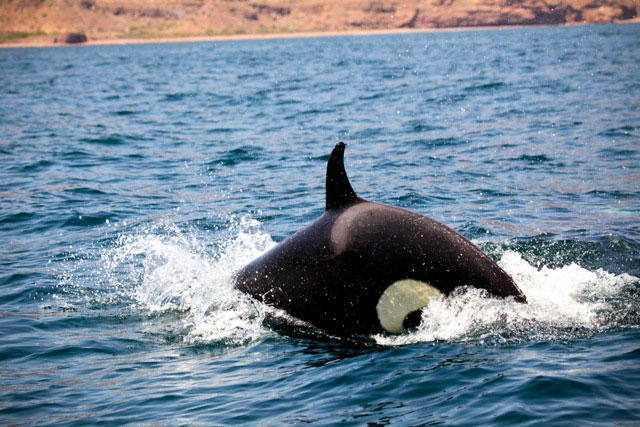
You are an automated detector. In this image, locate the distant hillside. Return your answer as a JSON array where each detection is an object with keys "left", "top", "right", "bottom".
[{"left": 1, "top": 0, "right": 638, "bottom": 44}]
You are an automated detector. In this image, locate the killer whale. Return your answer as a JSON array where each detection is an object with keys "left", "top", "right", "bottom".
[{"left": 235, "top": 142, "right": 526, "bottom": 336}]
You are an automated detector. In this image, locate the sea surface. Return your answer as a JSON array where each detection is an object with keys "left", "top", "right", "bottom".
[{"left": 1, "top": 23, "right": 639, "bottom": 425}]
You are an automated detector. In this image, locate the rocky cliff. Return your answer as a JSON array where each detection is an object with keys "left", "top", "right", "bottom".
[{"left": 1, "top": 0, "right": 638, "bottom": 43}]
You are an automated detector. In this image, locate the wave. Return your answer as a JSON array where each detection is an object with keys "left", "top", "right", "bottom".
[
  {"left": 92, "top": 217, "right": 276, "bottom": 346},
  {"left": 377, "top": 251, "right": 638, "bottom": 346},
  {"left": 59, "top": 217, "right": 639, "bottom": 347}
]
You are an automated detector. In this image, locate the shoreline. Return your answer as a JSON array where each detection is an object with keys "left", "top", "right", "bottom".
[{"left": 1, "top": 20, "right": 638, "bottom": 49}]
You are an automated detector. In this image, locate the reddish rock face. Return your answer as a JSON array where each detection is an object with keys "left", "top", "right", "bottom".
[{"left": 0, "top": 0, "right": 637, "bottom": 44}]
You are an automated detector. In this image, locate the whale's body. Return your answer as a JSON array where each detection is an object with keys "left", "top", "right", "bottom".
[{"left": 235, "top": 143, "right": 526, "bottom": 336}]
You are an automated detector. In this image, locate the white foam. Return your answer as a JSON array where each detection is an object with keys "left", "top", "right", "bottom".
[
  {"left": 376, "top": 251, "right": 638, "bottom": 346},
  {"left": 98, "top": 216, "right": 276, "bottom": 345},
  {"left": 64, "top": 219, "right": 637, "bottom": 347}
]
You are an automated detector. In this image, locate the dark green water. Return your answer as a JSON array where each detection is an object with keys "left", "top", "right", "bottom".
[{"left": 1, "top": 24, "right": 639, "bottom": 425}]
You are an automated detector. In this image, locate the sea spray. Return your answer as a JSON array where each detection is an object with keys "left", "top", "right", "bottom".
[
  {"left": 59, "top": 216, "right": 276, "bottom": 345},
  {"left": 376, "top": 251, "right": 638, "bottom": 346},
  {"left": 58, "top": 216, "right": 638, "bottom": 347}
]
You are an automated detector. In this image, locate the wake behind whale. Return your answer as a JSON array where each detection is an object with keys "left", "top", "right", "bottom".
[{"left": 234, "top": 143, "right": 526, "bottom": 336}]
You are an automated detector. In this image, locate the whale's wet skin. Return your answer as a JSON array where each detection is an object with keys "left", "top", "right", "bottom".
[
  {"left": 1, "top": 24, "right": 640, "bottom": 425},
  {"left": 235, "top": 143, "right": 526, "bottom": 336}
]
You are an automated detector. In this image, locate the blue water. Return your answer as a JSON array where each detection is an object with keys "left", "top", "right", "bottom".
[{"left": 1, "top": 23, "right": 640, "bottom": 425}]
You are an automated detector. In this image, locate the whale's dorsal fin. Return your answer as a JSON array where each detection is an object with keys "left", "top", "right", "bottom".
[{"left": 326, "top": 142, "right": 359, "bottom": 210}]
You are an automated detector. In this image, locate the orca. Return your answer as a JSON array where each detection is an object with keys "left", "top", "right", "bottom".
[{"left": 235, "top": 142, "right": 526, "bottom": 336}]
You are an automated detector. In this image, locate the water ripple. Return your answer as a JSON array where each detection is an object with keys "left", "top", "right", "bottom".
[{"left": 1, "top": 23, "right": 639, "bottom": 426}]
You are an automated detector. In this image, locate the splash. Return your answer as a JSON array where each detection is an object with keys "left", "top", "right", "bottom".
[
  {"left": 95, "top": 216, "right": 276, "bottom": 345},
  {"left": 376, "top": 251, "right": 638, "bottom": 346},
  {"left": 61, "top": 218, "right": 638, "bottom": 347}
]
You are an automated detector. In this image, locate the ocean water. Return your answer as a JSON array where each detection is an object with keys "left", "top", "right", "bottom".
[{"left": 1, "top": 23, "right": 639, "bottom": 425}]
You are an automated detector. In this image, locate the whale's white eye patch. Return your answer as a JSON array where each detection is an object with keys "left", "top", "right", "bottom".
[{"left": 376, "top": 279, "right": 442, "bottom": 334}]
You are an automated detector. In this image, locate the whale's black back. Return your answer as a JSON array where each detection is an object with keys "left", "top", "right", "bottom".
[{"left": 235, "top": 143, "right": 526, "bottom": 336}]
